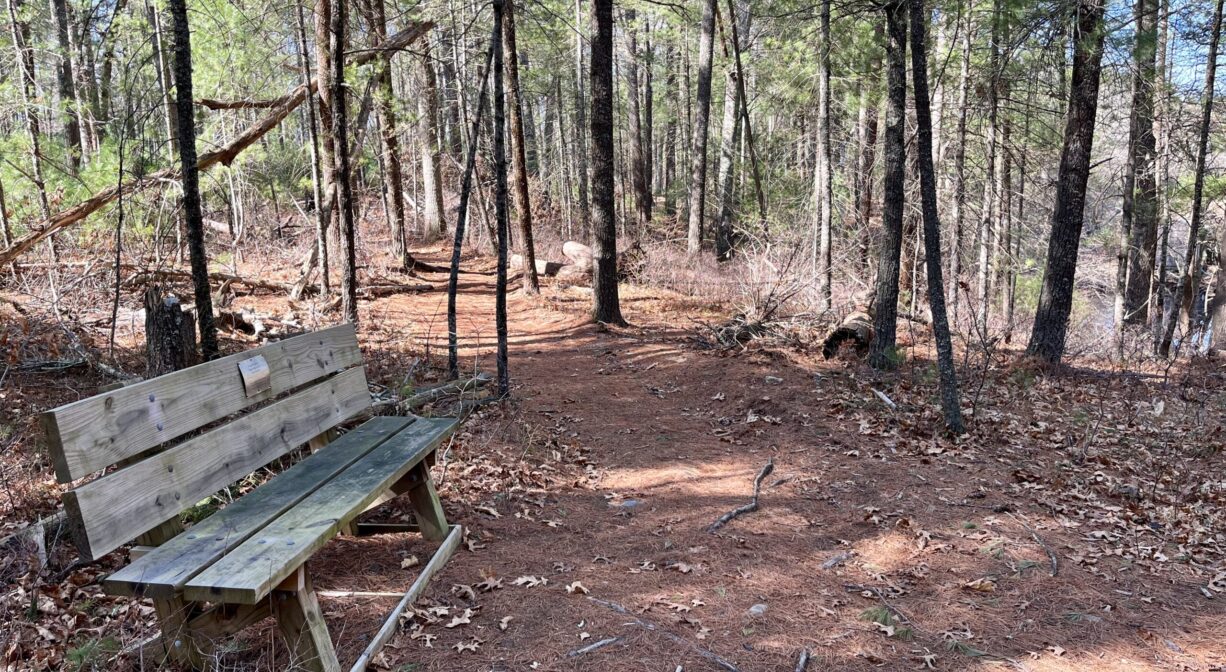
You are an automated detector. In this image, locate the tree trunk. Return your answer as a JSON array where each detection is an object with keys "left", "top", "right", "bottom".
[
  {"left": 573, "top": 0, "right": 591, "bottom": 237},
  {"left": 950, "top": 3, "right": 971, "bottom": 322},
  {"left": 148, "top": 2, "right": 178, "bottom": 158},
  {"left": 590, "top": 0, "right": 625, "bottom": 324},
  {"left": 644, "top": 23, "right": 655, "bottom": 208},
  {"left": 329, "top": 0, "right": 358, "bottom": 323},
  {"left": 314, "top": 0, "right": 336, "bottom": 238},
  {"left": 854, "top": 22, "right": 883, "bottom": 275},
  {"left": 868, "top": 0, "right": 907, "bottom": 371},
  {"left": 366, "top": 0, "right": 408, "bottom": 267},
  {"left": 662, "top": 44, "right": 678, "bottom": 216},
  {"left": 0, "top": 174, "right": 11, "bottom": 246},
  {"left": 502, "top": 0, "right": 540, "bottom": 293},
  {"left": 7, "top": 0, "right": 52, "bottom": 222},
  {"left": 295, "top": 0, "right": 329, "bottom": 296},
  {"left": 493, "top": 0, "right": 511, "bottom": 395},
  {"left": 815, "top": 0, "right": 833, "bottom": 310},
  {"left": 1122, "top": 0, "right": 1159, "bottom": 328},
  {"left": 626, "top": 9, "right": 651, "bottom": 229},
  {"left": 50, "top": 0, "right": 83, "bottom": 171},
  {"left": 1151, "top": 0, "right": 1171, "bottom": 347},
  {"left": 685, "top": 0, "right": 717, "bottom": 254},
  {"left": 144, "top": 286, "right": 199, "bottom": 377},
  {"left": 166, "top": 0, "right": 219, "bottom": 360},
  {"left": 1025, "top": 0, "right": 1107, "bottom": 363},
  {"left": 417, "top": 37, "right": 447, "bottom": 243},
  {"left": 449, "top": 31, "right": 495, "bottom": 379},
  {"left": 977, "top": 0, "right": 1004, "bottom": 332},
  {"left": 1160, "top": 0, "right": 1223, "bottom": 355},
  {"left": 909, "top": 0, "right": 963, "bottom": 434},
  {"left": 713, "top": 0, "right": 748, "bottom": 260}
]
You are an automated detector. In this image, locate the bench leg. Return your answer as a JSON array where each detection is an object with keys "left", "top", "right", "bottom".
[
  {"left": 137, "top": 519, "right": 208, "bottom": 669},
  {"left": 406, "top": 463, "right": 449, "bottom": 542},
  {"left": 272, "top": 568, "right": 340, "bottom": 672}
]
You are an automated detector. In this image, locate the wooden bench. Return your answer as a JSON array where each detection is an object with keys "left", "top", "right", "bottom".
[{"left": 42, "top": 324, "right": 461, "bottom": 671}]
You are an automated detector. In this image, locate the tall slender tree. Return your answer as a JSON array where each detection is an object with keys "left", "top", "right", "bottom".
[
  {"left": 419, "top": 38, "right": 447, "bottom": 242},
  {"left": 50, "top": 0, "right": 83, "bottom": 170},
  {"left": 1122, "top": 0, "right": 1159, "bottom": 327},
  {"left": 330, "top": 0, "right": 358, "bottom": 323},
  {"left": 950, "top": 4, "right": 972, "bottom": 321},
  {"left": 713, "top": 0, "right": 747, "bottom": 260},
  {"left": 910, "top": 0, "right": 963, "bottom": 433},
  {"left": 1160, "top": 0, "right": 1224, "bottom": 355},
  {"left": 868, "top": 0, "right": 907, "bottom": 371},
  {"left": 1026, "top": 0, "right": 1107, "bottom": 363},
  {"left": 166, "top": 0, "right": 219, "bottom": 359},
  {"left": 502, "top": 0, "right": 540, "bottom": 293},
  {"left": 626, "top": 8, "right": 650, "bottom": 229},
  {"left": 685, "top": 0, "right": 717, "bottom": 254},
  {"left": 493, "top": 0, "right": 511, "bottom": 395},
  {"left": 815, "top": 0, "right": 833, "bottom": 310},
  {"left": 573, "top": 0, "right": 591, "bottom": 235},
  {"left": 590, "top": 0, "right": 625, "bottom": 324},
  {"left": 366, "top": 0, "right": 408, "bottom": 268}
]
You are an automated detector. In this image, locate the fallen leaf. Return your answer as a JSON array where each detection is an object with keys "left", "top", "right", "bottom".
[
  {"left": 566, "top": 581, "right": 590, "bottom": 595},
  {"left": 499, "top": 616, "right": 513, "bottom": 631},
  {"left": 476, "top": 577, "right": 503, "bottom": 592},
  {"left": 453, "top": 638, "right": 481, "bottom": 653},
  {"left": 963, "top": 577, "right": 997, "bottom": 593},
  {"left": 513, "top": 575, "right": 548, "bottom": 587},
  {"left": 446, "top": 608, "right": 474, "bottom": 628},
  {"left": 400, "top": 555, "right": 420, "bottom": 569},
  {"left": 451, "top": 584, "right": 476, "bottom": 600}
]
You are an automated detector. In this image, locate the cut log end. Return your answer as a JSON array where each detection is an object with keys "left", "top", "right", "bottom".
[{"left": 822, "top": 311, "right": 873, "bottom": 360}]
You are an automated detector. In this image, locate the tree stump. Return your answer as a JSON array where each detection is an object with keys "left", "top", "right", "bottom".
[{"left": 145, "top": 285, "right": 199, "bottom": 376}]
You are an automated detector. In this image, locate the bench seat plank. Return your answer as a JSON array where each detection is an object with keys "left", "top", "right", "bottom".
[
  {"left": 43, "top": 324, "right": 361, "bottom": 482},
  {"left": 65, "top": 367, "right": 371, "bottom": 560},
  {"left": 184, "top": 417, "right": 457, "bottom": 604},
  {"left": 105, "top": 417, "right": 414, "bottom": 598}
]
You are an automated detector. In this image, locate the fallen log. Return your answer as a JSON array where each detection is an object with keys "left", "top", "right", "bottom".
[
  {"left": 197, "top": 95, "right": 295, "bottom": 110},
  {"left": 511, "top": 254, "right": 564, "bottom": 277},
  {"left": 123, "top": 266, "right": 290, "bottom": 293},
  {"left": 360, "top": 283, "right": 435, "bottom": 297},
  {"left": 399, "top": 373, "right": 492, "bottom": 411},
  {"left": 821, "top": 311, "right": 873, "bottom": 359},
  {"left": 0, "top": 22, "right": 433, "bottom": 268}
]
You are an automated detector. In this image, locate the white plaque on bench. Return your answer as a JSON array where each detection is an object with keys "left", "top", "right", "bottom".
[{"left": 238, "top": 355, "right": 271, "bottom": 397}]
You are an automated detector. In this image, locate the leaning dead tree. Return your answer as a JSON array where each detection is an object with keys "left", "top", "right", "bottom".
[{"left": 0, "top": 22, "right": 433, "bottom": 269}]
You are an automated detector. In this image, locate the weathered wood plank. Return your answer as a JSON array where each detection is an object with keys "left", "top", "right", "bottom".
[
  {"left": 272, "top": 569, "right": 341, "bottom": 672},
  {"left": 184, "top": 417, "right": 457, "bottom": 604},
  {"left": 349, "top": 524, "right": 461, "bottom": 672},
  {"left": 407, "top": 464, "right": 449, "bottom": 542},
  {"left": 42, "top": 324, "right": 361, "bottom": 482},
  {"left": 105, "top": 417, "right": 413, "bottom": 598},
  {"left": 135, "top": 518, "right": 207, "bottom": 668},
  {"left": 65, "top": 367, "right": 371, "bottom": 560}
]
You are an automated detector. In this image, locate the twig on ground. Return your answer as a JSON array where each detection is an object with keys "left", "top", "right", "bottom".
[
  {"left": 588, "top": 597, "right": 741, "bottom": 672},
  {"left": 1008, "top": 512, "right": 1059, "bottom": 577},
  {"left": 708, "top": 458, "right": 774, "bottom": 532},
  {"left": 567, "top": 637, "right": 622, "bottom": 657},
  {"left": 794, "top": 647, "right": 811, "bottom": 671}
]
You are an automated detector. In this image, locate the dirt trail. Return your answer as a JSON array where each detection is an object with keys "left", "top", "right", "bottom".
[{"left": 219, "top": 247, "right": 1209, "bottom": 672}]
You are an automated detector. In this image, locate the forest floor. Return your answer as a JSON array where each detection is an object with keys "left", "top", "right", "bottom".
[{"left": 2, "top": 241, "right": 1226, "bottom": 671}]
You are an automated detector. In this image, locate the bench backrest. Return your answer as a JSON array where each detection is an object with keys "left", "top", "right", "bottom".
[{"left": 41, "top": 324, "right": 371, "bottom": 560}]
